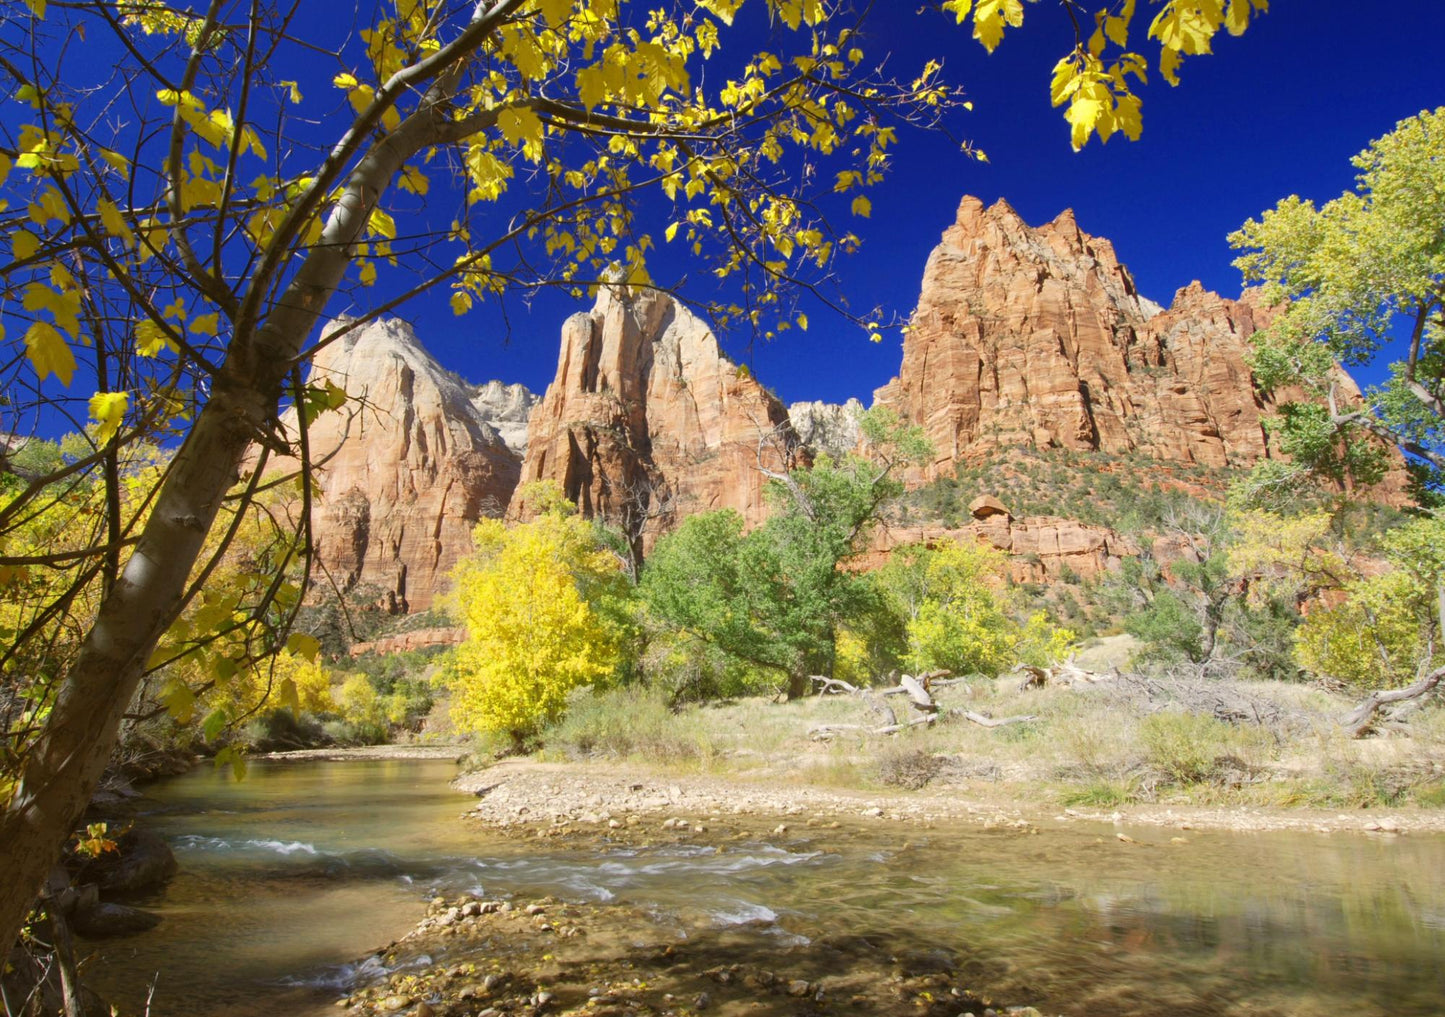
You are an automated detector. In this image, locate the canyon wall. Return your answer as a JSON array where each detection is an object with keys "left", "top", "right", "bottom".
[{"left": 276, "top": 317, "right": 533, "bottom": 613}]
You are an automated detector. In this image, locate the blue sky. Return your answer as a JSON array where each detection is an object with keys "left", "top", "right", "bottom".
[{"left": 398, "top": 3, "right": 1445, "bottom": 407}]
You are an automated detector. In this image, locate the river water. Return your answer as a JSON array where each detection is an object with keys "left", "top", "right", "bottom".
[{"left": 82, "top": 758, "right": 1445, "bottom": 1016}]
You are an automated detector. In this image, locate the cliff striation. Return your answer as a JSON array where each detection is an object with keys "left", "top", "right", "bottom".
[
  {"left": 511, "top": 288, "right": 799, "bottom": 554},
  {"left": 874, "top": 196, "right": 1298, "bottom": 479},
  {"left": 276, "top": 317, "right": 531, "bottom": 613}
]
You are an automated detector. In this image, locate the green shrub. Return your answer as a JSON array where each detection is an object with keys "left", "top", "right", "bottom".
[{"left": 1139, "top": 711, "right": 1230, "bottom": 785}]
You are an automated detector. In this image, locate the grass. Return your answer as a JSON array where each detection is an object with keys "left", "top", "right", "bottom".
[{"left": 524, "top": 672, "right": 1445, "bottom": 810}]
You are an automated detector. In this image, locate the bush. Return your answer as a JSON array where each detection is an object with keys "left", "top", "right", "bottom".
[
  {"left": 1139, "top": 711, "right": 1230, "bottom": 785},
  {"left": 542, "top": 685, "right": 719, "bottom": 764},
  {"left": 874, "top": 747, "right": 944, "bottom": 790}
]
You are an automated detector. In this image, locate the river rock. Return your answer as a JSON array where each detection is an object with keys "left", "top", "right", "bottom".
[
  {"left": 72, "top": 901, "right": 163, "bottom": 938},
  {"left": 75, "top": 827, "right": 177, "bottom": 896}
]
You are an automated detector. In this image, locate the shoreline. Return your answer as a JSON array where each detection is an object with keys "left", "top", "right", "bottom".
[{"left": 452, "top": 757, "right": 1445, "bottom": 837}]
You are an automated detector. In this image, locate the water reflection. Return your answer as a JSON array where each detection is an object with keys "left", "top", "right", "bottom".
[{"left": 80, "top": 759, "right": 1445, "bottom": 1017}]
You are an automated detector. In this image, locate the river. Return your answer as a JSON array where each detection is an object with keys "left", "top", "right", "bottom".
[{"left": 81, "top": 758, "right": 1445, "bottom": 1016}]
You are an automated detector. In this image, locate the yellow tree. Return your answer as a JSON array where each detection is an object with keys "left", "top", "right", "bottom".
[
  {"left": 0, "top": 0, "right": 1264, "bottom": 953},
  {"left": 447, "top": 495, "right": 630, "bottom": 741}
]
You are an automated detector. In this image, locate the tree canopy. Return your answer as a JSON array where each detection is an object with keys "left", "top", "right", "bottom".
[
  {"left": 0, "top": 0, "right": 1266, "bottom": 957},
  {"left": 1230, "top": 106, "right": 1445, "bottom": 500}
]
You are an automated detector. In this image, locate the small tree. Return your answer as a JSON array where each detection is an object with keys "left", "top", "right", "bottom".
[
  {"left": 447, "top": 493, "right": 632, "bottom": 742},
  {"left": 879, "top": 538, "right": 1073, "bottom": 677}
]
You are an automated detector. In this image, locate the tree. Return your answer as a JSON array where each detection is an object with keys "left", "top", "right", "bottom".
[
  {"left": 642, "top": 407, "right": 927, "bottom": 696},
  {"left": 877, "top": 538, "right": 1073, "bottom": 677},
  {"left": 0, "top": 0, "right": 1265, "bottom": 955},
  {"left": 446, "top": 492, "right": 632, "bottom": 742},
  {"left": 1229, "top": 107, "right": 1445, "bottom": 499}
]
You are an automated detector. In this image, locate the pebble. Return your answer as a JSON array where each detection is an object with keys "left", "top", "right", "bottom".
[
  {"left": 787, "top": 980, "right": 811, "bottom": 997},
  {"left": 381, "top": 997, "right": 409, "bottom": 1012},
  {"left": 693, "top": 992, "right": 711, "bottom": 1009},
  {"left": 525, "top": 904, "right": 547, "bottom": 915},
  {"left": 415, "top": 1003, "right": 434, "bottom": 1017}
]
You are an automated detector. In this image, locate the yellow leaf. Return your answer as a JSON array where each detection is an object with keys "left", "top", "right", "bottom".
[
  {"left": 332, "top": 71, "right": 359, "bottom": 90},
  {"left": 136, "top": 319, "right": 178, "bottom": 358},
  {"left": 358, "top": 260, "right": 377, "bottom": 286},
  {"left": 498, "top": 106, "right": 544, "bottom": 150},
  {"left": 368, "top": 207, "right": 397, "bottom": 239},
  {"left": 24, "top": 321, "right": 76, "bottom": 385},
  {"left": 451, "top": 291, "right": 472, "bottom": 315},
  {"left": 664, "top": 221, "right": 680, "bottom": 243},
  {"left": 851, "top": 194, "right": 871, "bottom": 218},
  {"left": 23, "top": 0, "right": 45, "bottom": 18},
  {"left": 1104, "top": 15, "right": 1129, "bottom": 47},
  {"left": 191, "top": 312, "right": 220, "bottom": 336},
  {"left": 1224, "top": 0, "right": 1250, "bottom": 35},
  {"left": 281, "top": 80, "right": 303, "bottom": 103},
  {"left": 13, "top": 230, "right": 40, "bottom": 260},
  {"left": 88, "top": 391, "right": 129, "bottom": 445},
  {"left": 285, "top": 632, "right": 321, "bottom": 661},
  {"left": 796, "top": 313, "right": 808, "bottom": 331}
]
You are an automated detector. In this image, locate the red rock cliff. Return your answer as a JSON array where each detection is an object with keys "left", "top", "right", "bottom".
[
  {"left": 511, "top": 287, "right": 799, "bottom": 546},
  {"left": 874, "top": 196, "right": 1293, "bottom": 479},
  {"left": 275, "top": 317, "right": 528, "bottom": 613}
]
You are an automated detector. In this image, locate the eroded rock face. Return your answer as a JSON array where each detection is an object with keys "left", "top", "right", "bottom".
[
  {"left": 276, "top": 317, "right": 530, "bottom": 613},
  {"left": 875, "top": 196, "right": 1290, "bottom": 479},
  {"left": 789, "top": 398, "right": 864, "bottom": 459},
  {"left": 512, "top": 287, "right": 799, "bottom": 549},
  {"left": 857, "top": 517, "right": 1141, "bottom": 585}
]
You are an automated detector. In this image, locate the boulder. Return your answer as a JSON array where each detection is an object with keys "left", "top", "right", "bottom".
[
  {"left": 75, "top": 827, "right": 177, "bottom": 896},
  {"left": 968, "top": 495, "right": 1011, "bottom": 521},
  {"left": 72, "top": 900, "right": 162, "bottom": 938}
]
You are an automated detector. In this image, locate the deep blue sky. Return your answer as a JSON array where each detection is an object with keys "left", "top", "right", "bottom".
[{"left": 396, "top": 3, "right": 1444, "bottom": 407}]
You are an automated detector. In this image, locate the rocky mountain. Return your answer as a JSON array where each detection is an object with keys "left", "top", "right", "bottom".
[
  {"left": 510, "top": 287, "right": 799, "bottom": 554},
  {"left": 470, "top": 380, "right": 539, "bottom": 456},
  {"left": 276, "top": 317, "right": 531, "bottom": 613},
  {"left": 874, "top": 196, "right": 1297, "bottom": 479},
  {"left": 789, "top": 398, "right": 864, "bottom": 459}
]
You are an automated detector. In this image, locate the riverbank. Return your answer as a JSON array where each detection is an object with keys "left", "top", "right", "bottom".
[{"left": 454, "top": 756, "right": 1445, "bottom": 838}]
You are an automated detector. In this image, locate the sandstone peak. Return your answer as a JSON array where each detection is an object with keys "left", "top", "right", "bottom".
[
  {"left": 512, "top": 286, "right": 799, "bottom": 554},
  {"left": 273, "top": 315, "right": 528, "bottom": 612},
  {"left": 789, "top": 398, "right": 865, "bottom": 460},
  {"left": 877, "top": 197, "right": 1289, "bottom": 477}
]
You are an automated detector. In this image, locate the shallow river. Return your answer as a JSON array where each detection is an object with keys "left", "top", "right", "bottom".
[{"left": 83, "top": 758, "right": 1445, "bottom": 1017}]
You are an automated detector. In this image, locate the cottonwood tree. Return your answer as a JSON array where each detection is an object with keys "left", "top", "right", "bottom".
[
  {"left": 642, "top": 407, "right": 928, "bottom": 697},
  {"left": 1230, "top": 107, "right": 1445, "bottom": 500},
  {"left": 0, "top": 0, "right": 1265, "bottom": 955}
]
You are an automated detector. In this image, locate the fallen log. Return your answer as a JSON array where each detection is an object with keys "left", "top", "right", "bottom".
[{"left": 1343, "top": 666, "right": 1444, "bottom": 738}]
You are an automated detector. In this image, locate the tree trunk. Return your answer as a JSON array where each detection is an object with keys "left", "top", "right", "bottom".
[{"left": 0, "top": 81, "right": 437, "bottom": 956}]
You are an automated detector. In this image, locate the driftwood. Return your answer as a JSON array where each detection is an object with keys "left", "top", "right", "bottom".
[
  {"left": 810, "top": 672, "right": 1035, "bottom": 738},
  {"left": 1343, "top": 665, "right": 1444, "bottom": 738},
  {"left": 1013, "top": 659, "right": 1114, "bottom": 691}
]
